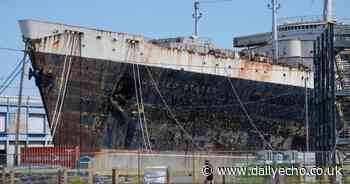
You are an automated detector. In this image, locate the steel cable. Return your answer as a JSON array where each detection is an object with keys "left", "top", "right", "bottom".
[
  {"left": 137, "top": 64, "right": 153, "bottom": 152},
  {"left": 50, "top": 33, "right": 72, "bottom": 131},
  {"left": 52, "top": 34, "right": 77, "bottom": 138},
  {"left": 132, "top": 55, "right": 149, "bottom": 151},
  {"left": 224, "top": 67, "right": 273, "bottom": 149},
  {"left": 0, "top": 58, "right": 28, "bottom": 96},
  {"left": 145, "top": 66, "right": 203, "bottom": 150}
]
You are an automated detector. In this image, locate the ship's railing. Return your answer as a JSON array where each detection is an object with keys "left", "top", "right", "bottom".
[
  {"left": 278, "top": 15, "right": 324, "bottom": 25},
  {"left": 279, "top": 16, "right": 350, "bottom": 26},
  {"left": 336, "top": 18, "right": 350, "bottom": 25}
]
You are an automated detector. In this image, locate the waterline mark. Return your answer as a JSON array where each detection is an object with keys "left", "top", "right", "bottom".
[{"left": 201, "top": 165, "right": 342, "bottom": 178}]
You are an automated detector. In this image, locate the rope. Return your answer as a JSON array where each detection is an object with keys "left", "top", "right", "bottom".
[
  {"left": 145, "top": 66, "right": 202, "bottom": 151},
  {"left": 224, "top": 67, "right": 273, "bottom": 150},
  {"left": 50, "top": 33, "right": 72, "bottom": 131},
  {"left": 52, "top": 34, "right": 78, "bottom": 138},
  {"left": 0, "top": 47, "right": 24, "bottom": 52},
  {"left": 123, "top": 44, "right": 149, "bottom": 151},
  {"left": 133, "top": 62, "right": 149, "bottom": 151},
  {"left": 0, "top": 59, "right": 28, "bottom": 96},
  {"left": 137, "top": 64, "right": 152, "bottom": 151},
  {"left": 52, "top": 35, "right": 77, "bottom": 137},
  {"left": 125, "top": 43, "right": 153, "bottom": 152},
  {"left": 0, "top": 56, "right": 27, "bottom": 92},
  {"left": 130, "top": 42, "right": 152, "bottom": 151}
]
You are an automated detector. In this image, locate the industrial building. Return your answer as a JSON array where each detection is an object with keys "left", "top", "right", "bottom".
[{"left": 0, "top": 96, "right": 52, "bottom": 166}]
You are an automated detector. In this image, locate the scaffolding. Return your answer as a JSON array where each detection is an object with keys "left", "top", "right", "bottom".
[{"left": 312, "top": 23, "right": 336, "bottom": 166}]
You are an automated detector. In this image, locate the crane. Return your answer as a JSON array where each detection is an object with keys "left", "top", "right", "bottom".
[
  {"left": 268, "top": 0, "right": 280, "bottom": 64},
  {"left": 324, "top": 0, "right": 334, "bottom": 22},
  {"left": 192, "top": 0, "right": 232, "bottom": 37}
]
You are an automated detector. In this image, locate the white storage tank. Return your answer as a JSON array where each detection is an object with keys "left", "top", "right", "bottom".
[
  {"left": 301, "top": 40, "right": 314, "bottom": 58},
  {"left": 279, "top": 39, "right": 302, "bottom": 58}
]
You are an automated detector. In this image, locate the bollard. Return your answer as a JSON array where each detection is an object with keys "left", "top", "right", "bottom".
[{"left": 112, "top": 168, "right": 119, "bottom": 184}]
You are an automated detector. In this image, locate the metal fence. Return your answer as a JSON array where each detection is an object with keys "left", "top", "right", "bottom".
[{"left": 0, "top": 151, "right": 348, "bottom": 184}]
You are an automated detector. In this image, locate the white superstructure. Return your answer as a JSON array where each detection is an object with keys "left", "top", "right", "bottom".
[{"left": 19, "top": 19, "right": 313, "bottom": 88}]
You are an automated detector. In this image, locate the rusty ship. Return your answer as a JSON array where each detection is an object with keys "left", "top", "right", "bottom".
[{"left": 18, "top": 19, "right": 315, "bottom": 152}]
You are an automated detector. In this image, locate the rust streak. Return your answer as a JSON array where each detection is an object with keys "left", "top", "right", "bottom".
[
  {"left": 52, "top": 37, "right": 60, "bottom": 52},
  {"left": 239, "top": 60, "right": 273, "bottom": 81}
]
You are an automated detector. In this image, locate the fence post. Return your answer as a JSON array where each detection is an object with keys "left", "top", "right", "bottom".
[
  {"left": 112, "top": 168, "right": 119, "bottom": 184},
  {"left": 166, "top": 167, "right": 170, "bottom": 184},
  {"left": 138, "top": 150, "right": 141, "bottom": 184},
  {"left": 192, "top": 152, "right": 196, "bottom": 184},
  {"left": 2, "top": 168, "right": 5, "bottom": 183},
  {"left": 88, "top": 170, "right": 93, "bottom": 184},
  {"left": 88, "top": 165, "right": 93, "bottom": 184},
  {"left": 10, "top": 170, "right": 14, "bottom": 184},
  {"left": 58, "top": 169, "right": 62, "bottom": 184},
  {"left": 63, "top": 169, "right": 68, "bottom": 184}
]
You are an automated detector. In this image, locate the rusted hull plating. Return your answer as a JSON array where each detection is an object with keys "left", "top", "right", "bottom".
[{"left": 30, "top": 51, "right": 307, "bottom": 152}]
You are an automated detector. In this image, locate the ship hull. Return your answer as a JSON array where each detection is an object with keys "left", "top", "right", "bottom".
[{"left": 30, "top": 51, "right": 307, "bottom": 152}]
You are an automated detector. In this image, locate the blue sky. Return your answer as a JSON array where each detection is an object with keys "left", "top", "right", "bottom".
[{"left": 0, "top": 0, "right": 348, "bottom": 96}]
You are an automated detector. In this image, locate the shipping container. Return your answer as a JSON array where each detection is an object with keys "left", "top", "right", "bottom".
[{"left": 20, "top": 146, "right": 79, "bottom": 168}]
